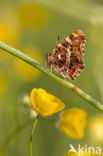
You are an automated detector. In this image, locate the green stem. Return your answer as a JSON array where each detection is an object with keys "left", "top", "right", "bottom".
[
  {"left": 0, "top": 41, "right": 103, "bottom": 112},
  {"left": 29, "top": 115, "right": 39, "bottom": 156}
]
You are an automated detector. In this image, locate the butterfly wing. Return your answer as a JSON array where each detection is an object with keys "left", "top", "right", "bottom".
[{"left": 46, "top": 30, "right": 86, "bottom": 80}]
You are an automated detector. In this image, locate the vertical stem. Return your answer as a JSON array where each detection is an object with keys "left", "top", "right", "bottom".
[{"left": 29, "top": 115, "right": 39, "bottom": 156}]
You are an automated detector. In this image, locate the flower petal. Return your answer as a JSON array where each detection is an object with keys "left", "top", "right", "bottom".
[
  {"left": 30, "top": 88, "right": 65, "bottom": 117},
  {"left": 59, "top": 108, "right": 88, "bottom": 139}
]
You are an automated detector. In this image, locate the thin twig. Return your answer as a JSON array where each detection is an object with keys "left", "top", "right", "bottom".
[
  {"left": 29, "top": 115, "right": 39, "bottom": 156},
  {"left": 0, "top": 41, "right": 103, "bottom": 112}
]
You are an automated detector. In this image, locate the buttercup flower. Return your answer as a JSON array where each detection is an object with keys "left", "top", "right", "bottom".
[
  {"left": 0, "top": 10, "right": 20, "bottom": 46},
  {"left": 14, "top": 47, "right": 43, "bottom": 82},
  {"left": 64, "top": 151, "right": 93, "bottom": 156},
  {"left": 59, "top": 108, "right": 87, "bottom": 139},
  {"left": 30, "top": 88, "right": 65, "bottom": 117},
  {"left": 18, "top": 2, "right": 49, "bottom": 29},
  {"left": 64, "top": 152, "right": 77, "bottom": 156},
  {"left": 89, "top": 114, "right": 103, "bottom": 144},
  {"left": 0, "top": 24, "right": 17, "bottom": 45},
  {"left": 0, "top": 10, "right": 20, "bottom": 63}
]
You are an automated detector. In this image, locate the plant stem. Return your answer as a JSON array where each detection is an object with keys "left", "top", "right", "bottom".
[
  {"left": 29, "top": 115, "right": 39, "bottom": 156},
  {"left": 0, "top": 41, "right": 103, "bottom": 112}
]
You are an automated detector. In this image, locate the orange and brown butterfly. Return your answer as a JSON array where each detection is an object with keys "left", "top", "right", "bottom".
[{"left": 46, "top": 30, "right": 86, "bottom": 80}]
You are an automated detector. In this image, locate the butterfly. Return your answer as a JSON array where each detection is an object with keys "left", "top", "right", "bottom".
[{"left": 46, "top": 30, "right": 86, "bottom": 80}]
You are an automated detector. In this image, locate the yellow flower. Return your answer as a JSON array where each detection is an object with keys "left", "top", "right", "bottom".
[
  {"left": 88, "top": 114, "right": 103, "bottom": 144},
  {"left": 0, "top": 24, "right": 18, "bottom": 62},
  {"left": 65, "top": 152, "right": 77, "bottom": 156},
  {"left": 64, "top": 151, "right": 94, "bottom": 156},
  {"left": 0, "top": 24, "right": 17, "bottom": 45},
  {"left": 59, "top": 108, "right": 87, "bottom": 139},
  {"left": 0, "top": 10, "right": 20, "bottom": 63},
  {"left": 14, "top": 47, "right": 43, "bottom": 82},
  {"left": 30, "top": 88, "right": 65, "bottom": 117},
  {"left": 18, "top": 3, "right": 49, "bottom": 29},
  {"left": 0, "top": 72, "right": 8, "bottom": 97},
  {"left": 0, "top": 10, "right": 20, "bottom": 46}
]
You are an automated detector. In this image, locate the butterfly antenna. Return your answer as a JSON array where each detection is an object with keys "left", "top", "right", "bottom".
[{"left": 58, "top": 35, "right": 60, "bottom": 41}]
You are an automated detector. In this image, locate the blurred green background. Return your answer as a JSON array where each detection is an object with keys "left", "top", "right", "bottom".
[{"left": 0, "top": 0, "right": 103, "bottom": 156}]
